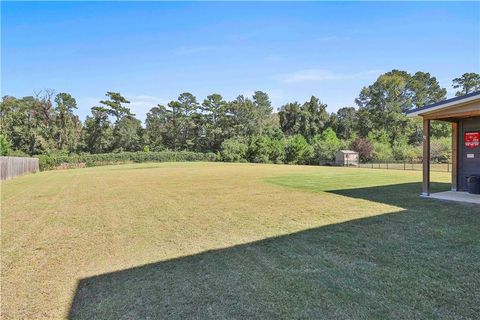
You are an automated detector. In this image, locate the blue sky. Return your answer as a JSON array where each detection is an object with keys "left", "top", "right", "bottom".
[{"left": 2, "top": 1, "right": 479, "bottom": 122}]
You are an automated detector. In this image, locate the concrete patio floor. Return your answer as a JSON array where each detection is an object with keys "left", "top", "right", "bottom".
[{"left": 425, "top": 191, "right": 480, "bottom": 205}]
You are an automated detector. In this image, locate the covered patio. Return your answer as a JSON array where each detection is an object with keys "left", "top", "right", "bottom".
[
  {"left": 428, "top": 190, "right": 480, "bottom": 205},
  {"left": 406, "top": 91, "right": 480, "bottom": 204}
]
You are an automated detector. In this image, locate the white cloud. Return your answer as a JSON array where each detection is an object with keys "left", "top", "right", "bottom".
[
  {"left": 76, "top": 96, "right": 102, "bottom": 120},
  {"left": 276, "top": 69, "right": 382, "bottom": 83},
  {"left": 126, "top": 95, "right": 169, "bottom": 122},
  {"left": 76, "top": 94, "right": 167, "bottom": 123},
  {"left": 267, "top": 89, "right": 284, "bottom": 101}
]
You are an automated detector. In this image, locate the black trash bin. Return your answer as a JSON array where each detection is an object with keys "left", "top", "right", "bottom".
[{"left": 467, "top": 175, "right": 480, "bottom": 194}]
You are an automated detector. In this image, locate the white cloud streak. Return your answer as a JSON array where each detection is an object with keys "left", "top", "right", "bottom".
[
  {"left": 126, "top": 95, "right": 169, "bottom": 121},
  {"left": 276, "top": 69, "right": 383, "bottom": 83},
  {"left": 79, "top": 95, "right": 168, "bottom": 122}
]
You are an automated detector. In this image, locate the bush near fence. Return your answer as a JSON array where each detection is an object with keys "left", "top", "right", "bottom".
[{"left": 36, "top": 151, "right": 216, "bottom": 171}]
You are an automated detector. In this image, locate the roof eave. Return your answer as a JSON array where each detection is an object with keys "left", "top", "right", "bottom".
[{"left": 406, "top": 92, "right": 480, "bottom": 118}]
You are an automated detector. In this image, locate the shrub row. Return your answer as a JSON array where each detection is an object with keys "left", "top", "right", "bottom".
[{"left": 36, "top": 151, "right": 216, "bottom": 171}]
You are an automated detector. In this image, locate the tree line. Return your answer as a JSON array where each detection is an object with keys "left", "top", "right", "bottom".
[{"left": 1, "top": 71, "right": 479, "bottom": 164}]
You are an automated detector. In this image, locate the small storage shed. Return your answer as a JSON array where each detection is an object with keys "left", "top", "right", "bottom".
[{"left": 335, "top": 150, "right": 359, "bottom": 166}]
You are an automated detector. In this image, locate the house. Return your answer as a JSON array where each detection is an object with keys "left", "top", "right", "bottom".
[
  {"left": 335, "top": 150, "right": 359, "bottom": 166},
  {"left": 406, "top": 91, "right": 480, "bottom": 204}
]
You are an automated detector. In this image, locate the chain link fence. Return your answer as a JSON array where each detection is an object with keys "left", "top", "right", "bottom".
[{"left": 355, "top": 161, "right": 451, "bottom": 172}]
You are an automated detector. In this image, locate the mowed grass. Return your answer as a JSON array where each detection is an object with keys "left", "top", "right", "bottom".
[{"left": 1, "top": 162, "right": 479, "bottom": 319}]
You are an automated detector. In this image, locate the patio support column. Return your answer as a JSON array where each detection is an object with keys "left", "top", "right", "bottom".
[
  {"left": 422, "top": 118, "right": 430, "bottom": 196},
  {"left": 451, "top": 121, "right": 458, "bottom": 191}
]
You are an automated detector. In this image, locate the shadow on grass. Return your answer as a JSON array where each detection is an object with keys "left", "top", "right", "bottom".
[{"left": 68, "top": 182, "right": 480, "bottom": 319}]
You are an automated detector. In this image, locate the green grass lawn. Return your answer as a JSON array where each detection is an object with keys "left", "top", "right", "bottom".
[{"left": 2, "top": 162, "right": 479, "bottom": 319}]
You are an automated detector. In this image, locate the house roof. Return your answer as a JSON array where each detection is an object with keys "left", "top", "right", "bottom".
[{"left": 406, "top": 91, "right": 480, "bottom": 117}]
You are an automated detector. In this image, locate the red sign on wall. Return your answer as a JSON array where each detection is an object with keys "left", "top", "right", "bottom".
[{"left": 465, "top": 132, "right": 480, "bottom": 148}]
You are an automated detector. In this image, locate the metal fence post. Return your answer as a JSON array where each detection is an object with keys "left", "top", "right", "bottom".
[{"left": 357, "top": 160, "right": 454, "bottom": 173}]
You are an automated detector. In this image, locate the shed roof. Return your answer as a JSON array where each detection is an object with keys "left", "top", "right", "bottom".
[
  {"left": 406, "top": 91, "right": 480, "bottom": 118},
  {"left": 337, "top": 150, "right": 358, "bottom": 154}
]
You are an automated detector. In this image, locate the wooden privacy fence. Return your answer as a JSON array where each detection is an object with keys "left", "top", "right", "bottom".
[{"left": 1, "top": 156, "right": 40, "bottom": 180}]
